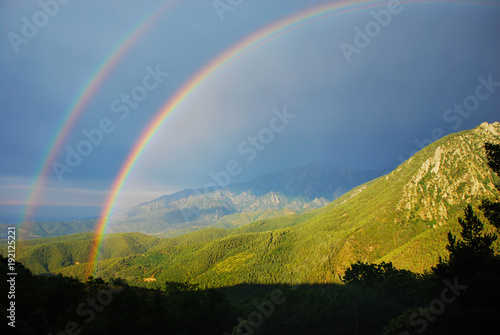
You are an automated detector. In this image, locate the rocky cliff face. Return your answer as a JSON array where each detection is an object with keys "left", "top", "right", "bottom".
[{"left": 395, "top": 122, "right": 500, "bottom": 226}]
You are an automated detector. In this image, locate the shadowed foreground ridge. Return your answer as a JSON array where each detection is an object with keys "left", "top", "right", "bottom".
[{"left": 2, "top": 252, "right": 499, "bottom": 334}]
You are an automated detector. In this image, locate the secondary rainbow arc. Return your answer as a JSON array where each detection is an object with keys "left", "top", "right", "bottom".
[{"left": 18, "top": 1, "right": 177, "bottom": 238}]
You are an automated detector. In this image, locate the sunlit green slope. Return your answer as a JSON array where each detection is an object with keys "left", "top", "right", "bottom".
[{"left": 12, "top": 122, "right": 500, "bottom": 289}]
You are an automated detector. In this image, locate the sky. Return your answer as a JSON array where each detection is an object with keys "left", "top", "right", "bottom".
[{"left": 0, "top": 0, "right": 499, "bottom": 223}]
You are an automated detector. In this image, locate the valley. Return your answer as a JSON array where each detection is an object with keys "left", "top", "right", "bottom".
[{"left": 2, "top": 122, "right": 500, "bottom": 334}]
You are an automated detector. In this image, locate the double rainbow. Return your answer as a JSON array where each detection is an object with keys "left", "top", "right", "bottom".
[{"left": 15, "top": 0, "right": 498, "bottom": 276}]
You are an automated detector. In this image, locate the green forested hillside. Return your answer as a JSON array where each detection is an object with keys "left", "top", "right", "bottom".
[
  {"left": 3, "top": 123, "right": 500, "bottom": 335},
  {"left": 7, "top": 233, "right": 162, "bottom": 274},
  {"left": 10, "top": 122, "right": 500, "bottom": 290}
]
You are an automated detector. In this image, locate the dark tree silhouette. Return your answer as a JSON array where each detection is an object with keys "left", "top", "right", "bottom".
[
  {"left": 484, "top": 142, "right": 500, "bottom": 176},
  {"left": 433, "top": 204, "right": 497, "bottom": 282},
  {"left": 343, "top": 261, "right": 417, "bottom": 285},
  {"left": 446, "top": 204, "right": 497, "bottom": 262},
  {"left": 480, "top": 142, "right": 500, "bottom": 229}
]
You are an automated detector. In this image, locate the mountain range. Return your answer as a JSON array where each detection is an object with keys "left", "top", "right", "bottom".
[
  {"left": 9, "top": 122, "right": 500, "bottom": 287},
  {"left": 10, "top": 163, "right": 381, "bottom": 239},
  {"left": 107, "top": 164, "right": 381, "bottom": 235}
]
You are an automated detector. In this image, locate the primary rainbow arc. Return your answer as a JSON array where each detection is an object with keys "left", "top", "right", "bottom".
[{"left": 23, "top": 0, "right": 494, "bottom": 277}]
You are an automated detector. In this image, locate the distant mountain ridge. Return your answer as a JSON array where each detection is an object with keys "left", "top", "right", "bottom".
[
  {"left": 14, "top": 163, "right": 381, "bottom": 239},
  {"left": 227, "top": 163, "right": 381, "bottom": 199},
  {"left": 107, "top": 163, "right": 381, "bottom": 234}
]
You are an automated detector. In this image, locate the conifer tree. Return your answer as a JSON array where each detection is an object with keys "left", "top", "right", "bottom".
[
  {"left": 480, "top": 142, "right": 500, "bottom": 229},
  {"left": 446, "top": 204, "right": 497, "bottom": 262},
  {"left": 433, "top": 203, "right": 497, "bottom": 281}
]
